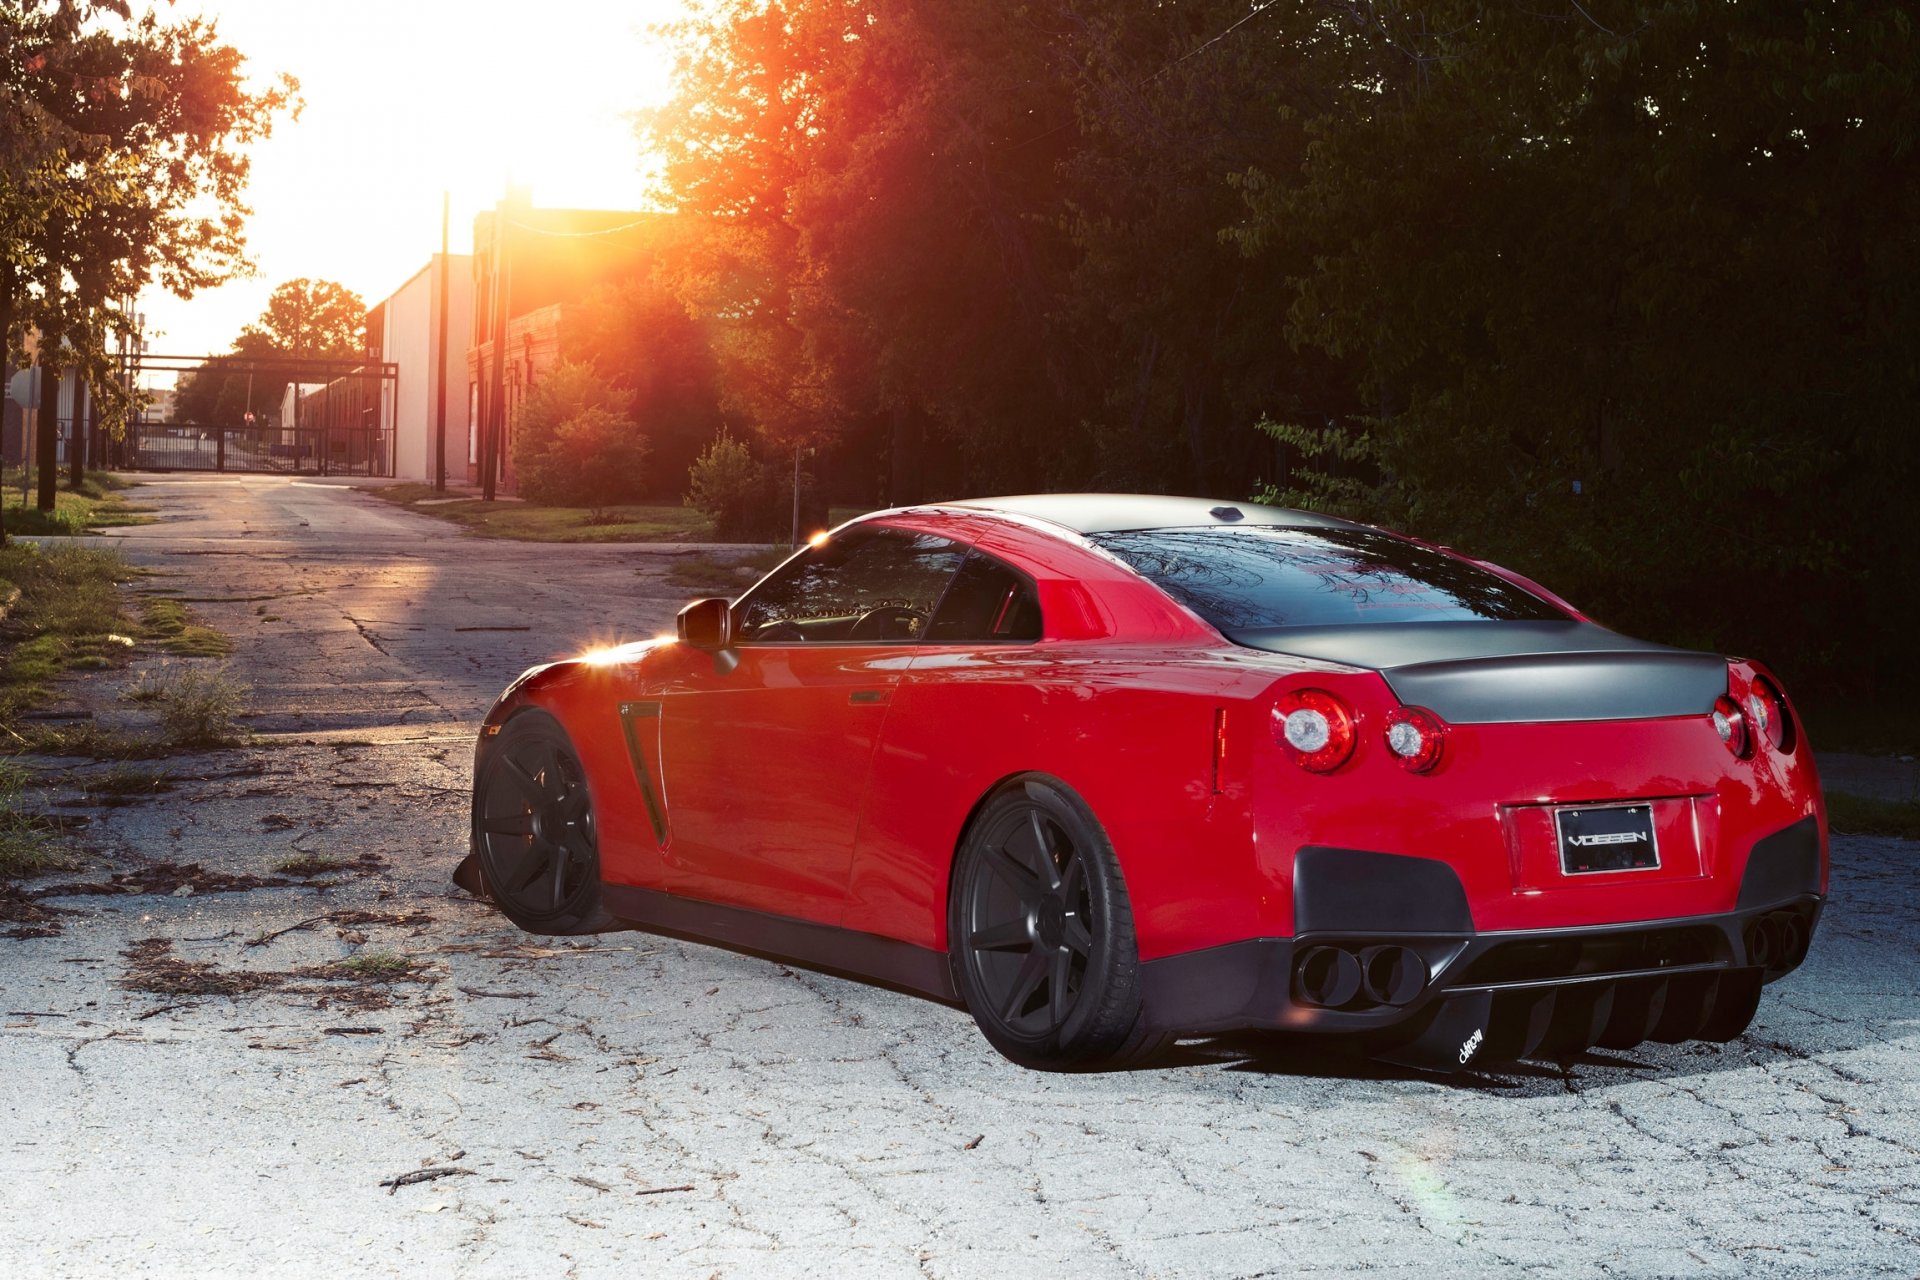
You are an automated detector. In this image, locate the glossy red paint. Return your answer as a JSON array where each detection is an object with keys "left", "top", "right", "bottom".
[{"left": 479, "top": 504, "right": 1825, "bottom": 986}]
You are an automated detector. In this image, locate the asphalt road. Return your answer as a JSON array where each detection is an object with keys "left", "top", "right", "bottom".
[{"left": 2, "top": 475, "right": 1916, "bottom": 1278}]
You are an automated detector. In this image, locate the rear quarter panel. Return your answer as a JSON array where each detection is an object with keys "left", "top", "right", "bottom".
[{"left": 846, "top": 644, "right": 1324, "bottom": 959}]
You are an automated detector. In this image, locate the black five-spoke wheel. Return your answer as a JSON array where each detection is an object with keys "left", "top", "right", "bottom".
[
  {"left": 949, "top": 776, "right": 1166, "bottom": 1070},
  {"left": 473, "top": 711, "right": 611, "bottom": 934}
]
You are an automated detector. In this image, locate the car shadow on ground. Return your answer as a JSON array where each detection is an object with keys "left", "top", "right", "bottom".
[{"left": 1157, "top": 1024, "right": 1870, "bottom": 1097}]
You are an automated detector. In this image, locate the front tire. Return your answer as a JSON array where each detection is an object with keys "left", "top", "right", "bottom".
[
  {"left": 472, "top": 710, "right": 614, "bottom": 935},
  {"left": 948, "top": 776, "right": 1167, "bottom": 1071}
]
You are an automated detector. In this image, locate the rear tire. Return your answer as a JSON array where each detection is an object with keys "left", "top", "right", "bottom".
[
  {"left": 471, "top": 710, "right": 615, "bottom": 935},
  {"left": 948, "top": 776, "right": 1169, "bottom": 1071}
]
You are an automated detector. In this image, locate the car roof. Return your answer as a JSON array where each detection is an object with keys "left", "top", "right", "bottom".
[{"left": 934, "top": 493, "right": 1367, "bottom": 536}]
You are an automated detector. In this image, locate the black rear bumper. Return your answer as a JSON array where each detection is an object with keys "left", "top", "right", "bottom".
[{"left": 1139, "top": 816, "right": 1824, "bottom": 1069}]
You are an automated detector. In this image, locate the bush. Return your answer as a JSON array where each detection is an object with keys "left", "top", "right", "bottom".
[
  {"left": 511, "top": 362, "right": 649, "bottom": 515},
  {"left": 684, "top": 429, "right": 779, "bottom": 540}
]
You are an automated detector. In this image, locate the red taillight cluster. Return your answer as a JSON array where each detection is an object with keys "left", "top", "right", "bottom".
[
  {"left": 1273, "top": 689, "right": 1356, "bottom": 772},
  {"left": 1717, "top": 670, "right": 1796, "bottom": 758},
  {"left": 1712, "top": 695, "right": 1749, "bottom": 758},
  {"left": 1383, "top": 706, "right": 1447, "bottom": 772},
  {"left": 1272, "top": 690, "right": 1448, "bottom": 774}
]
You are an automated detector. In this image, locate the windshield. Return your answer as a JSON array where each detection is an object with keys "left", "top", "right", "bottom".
[{"left": 1090, "top": 526, "right": 1568, "bottom": 631}]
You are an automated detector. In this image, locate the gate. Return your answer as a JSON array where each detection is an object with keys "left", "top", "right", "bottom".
[
  {"left": 123, "top": 422, "right": 392, "bottom": 476},
  {"left": 112, "top": 353, "right": 400, "bottom": 477}
]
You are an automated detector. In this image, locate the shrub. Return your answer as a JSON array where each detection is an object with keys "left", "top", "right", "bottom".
[
  {"left": 511, "top": 362, "right": 649, "bottom": 514},
  {"left": 683, "top": 429, "right": 778, "bottom": 540}
]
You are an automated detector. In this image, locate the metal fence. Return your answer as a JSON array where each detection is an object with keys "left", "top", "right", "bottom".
[{"left": 123, "top": 423, "right": 393, "bottom": 476}]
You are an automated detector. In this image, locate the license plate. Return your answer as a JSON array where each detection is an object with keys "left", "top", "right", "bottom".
[{"left": 1555, "top": 803, "right": 1659, "bottom": 874}]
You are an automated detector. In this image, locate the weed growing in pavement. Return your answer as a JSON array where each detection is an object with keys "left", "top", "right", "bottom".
[
  {"left": 334, "top": 950, "right": 420, "bottom": 979},
  {"left": 0, "top": 762, "right": 74, "bottom": 878},
  {"left": 151, "top": 665, "right": 247, "bottom": 749}
]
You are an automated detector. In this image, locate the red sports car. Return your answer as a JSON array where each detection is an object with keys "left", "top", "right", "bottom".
[{"left": 461, "top": 495, "right": 1826, "bottom": 1072}]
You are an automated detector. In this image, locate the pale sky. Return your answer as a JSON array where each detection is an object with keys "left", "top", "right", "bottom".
[{"left": 138, "top": 0, "right": 687, "bottom": 363}]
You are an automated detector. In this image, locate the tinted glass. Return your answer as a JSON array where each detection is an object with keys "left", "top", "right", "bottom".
[
  {"left": 926, "top": 552, "right": 1042, "bottom": 643},
  {"left": 1090, "top": 526, "right": 1566, "bottom": 631},
  {"left": 736, "top": 527, "right": 966, "bottom": 643}
]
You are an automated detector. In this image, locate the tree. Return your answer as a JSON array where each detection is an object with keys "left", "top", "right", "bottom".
[
  {"left": 1, "top": 1, "right": 296, "bottom": 508},
  {"left": 1238, "top": 0, "right": 1920, "bottom": 698},
  {"left": 510, "top": 361, "right": 649, "bottom": 517},
  {"left": 238, "top": 277, "right": 364, "bottom": 359},
  {"left": 175, "top": 280, "right": 363, "bottom": 429},
  {"left": 564, "top": 262, "right": 725, "bottom": 501}
]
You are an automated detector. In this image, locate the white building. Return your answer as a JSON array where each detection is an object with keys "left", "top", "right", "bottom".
[{"left": 369, "top": 253, "right": 473, "bottom": 484}]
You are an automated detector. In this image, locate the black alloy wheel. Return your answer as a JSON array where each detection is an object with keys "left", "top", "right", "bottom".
[
  {"left": 473, "top": 711, "right": 612, "bottom": 934},
  {"left": 949, "top": 776, "right": 1166, "bottom": 1070}
]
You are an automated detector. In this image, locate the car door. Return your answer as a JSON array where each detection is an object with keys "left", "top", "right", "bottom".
[
  {"left": 650, "top": 525, "right": 969, "bottom": 922},
  {"left": 842, "top": 549, "right": 1048, "bottom": 939}
]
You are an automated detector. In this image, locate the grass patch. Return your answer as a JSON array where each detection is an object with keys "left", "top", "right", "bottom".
[
  {"left": 666, "top": 546, "right": 795, "bottom": 593},
  {"left": 25, "top": 666, "right": 247, "bottom": 758},
  {"left": 362, "top": 484, "right": 867, "bottom": 544},
  {"left": 0, "top": 469, "right": 153, "bottom": 536},
  {"left": 137, "top": 664, "right": 247, "bottom": 750},
  {"left": 335, "top": 950, "right": 420, "bottom": 979},
  {"left": 1827, "top": 792, "right": 1920, "bottom": 840},
  {"left": 0, "top": 761, "right": 74, "bottom": 879},
  {"left": 139, "top": 598, "right": 232, "bottom": 657},
  {"left": 0, "top": 542, "right": 136, "bottom": 722}
]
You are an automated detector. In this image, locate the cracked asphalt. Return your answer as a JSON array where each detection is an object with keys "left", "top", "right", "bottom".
[{"left": 2, "top": 474, "right": 1917, "bottom": 1278}]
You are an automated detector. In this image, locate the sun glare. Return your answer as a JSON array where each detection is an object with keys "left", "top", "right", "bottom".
[{"left": 144, "top": 0, "right": 688, "bottom": 354}]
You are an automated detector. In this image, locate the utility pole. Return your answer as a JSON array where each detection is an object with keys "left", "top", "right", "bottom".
[
  {"left": 482, "top": 201, "right": 507, "bottom": 502},
  {"left": 433, "top": 192, "right": 450, "bottom": 493}
]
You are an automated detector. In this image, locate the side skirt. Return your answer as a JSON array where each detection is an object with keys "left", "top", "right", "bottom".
[{"left": 599, "top": 883, "right": 960, "bottom": 1003}]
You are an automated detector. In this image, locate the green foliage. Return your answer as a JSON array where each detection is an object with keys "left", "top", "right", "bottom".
[
  {"left": 510, "top": 362, "right": 650, "bottom": 516},
  {"left": 0, "top": 760, "right": 72, "bottom": 879},
  {"left": 683, "top": 429, "right": 780, "bottom": 540},
  {"left": 1, "top": 3, "right": 298, "bottom": 471},
  {"left": 1825, "top": 794, "right": 1920, "bottom": 841},
  {"left": 644, "top": 0, "right": 1915, "bottom": 696},
  {"left": 565, "top": 268, "right": 727, "bottom": 499},
  {"left": 175, "top": 282, "right": 362, "bottom": 427},
  {"left": 1233, "top": 0, "right": 1920, "bottom": 697}
]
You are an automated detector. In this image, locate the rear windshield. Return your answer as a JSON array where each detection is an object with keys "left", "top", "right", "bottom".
[{"left": 1089, "top": 526, "right": 1567, "bottom": 631}]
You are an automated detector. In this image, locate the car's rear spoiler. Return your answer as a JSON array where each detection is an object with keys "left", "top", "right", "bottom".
[{"left": 1226, "top": 621, "right": 1727, "bottom": 724}]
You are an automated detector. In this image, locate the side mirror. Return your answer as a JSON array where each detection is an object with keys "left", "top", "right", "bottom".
[{"left": 676, "top": 597, "right": 733, "bottom": 651}]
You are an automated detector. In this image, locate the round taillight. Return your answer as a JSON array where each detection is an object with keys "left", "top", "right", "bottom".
[
  {"left": 1747, "top": 676, "right": 1793, "bottom": 753},
  {"left": 1711, "top": 694, "right": 1749, "bottom": 758},
  {"left": 1273, "top": 689, "right": 1357, "bottom": 772},
  {"left": 1383, "top": 706, "right": 1447, "bottom": 772}
]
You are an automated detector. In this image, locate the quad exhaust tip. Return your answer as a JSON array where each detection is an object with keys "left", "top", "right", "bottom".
[
  {"left": 1295, "top": 943, "right": 1429, "bottom": 1009},
  {"left": 1744, "top": 909, "right": 1811, "bottom": 972}
]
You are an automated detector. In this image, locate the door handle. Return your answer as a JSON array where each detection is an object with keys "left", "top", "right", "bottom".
[{"left": 849, "top": 689, "right": 890, "bottom": 705}]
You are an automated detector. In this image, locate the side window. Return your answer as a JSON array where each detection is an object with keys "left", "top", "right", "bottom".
[
  {"left": 926, "top": 551, "right": 1042, "bottom": 644},
  {"left": 735, "top": 527, "right": 966, "bottom": 643}
]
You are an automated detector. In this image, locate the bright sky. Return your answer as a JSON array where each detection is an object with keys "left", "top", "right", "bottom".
[{"left": 138, "top": 0, "right": 687, "bottom": 362}]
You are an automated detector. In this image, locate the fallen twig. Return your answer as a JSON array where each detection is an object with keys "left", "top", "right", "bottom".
[
  {"left": 244, "top": 917, "right": 329, "bottom": 948},
  {"left": 380, "top": 1166, "right": 472, "bottom": 1195},
  {"left": 458, "top": 987, "right": 536, "bottom": 1000},
  {"left": 633, "top": 1184, "right": 696, "bottom": 1197}
]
